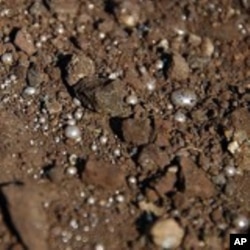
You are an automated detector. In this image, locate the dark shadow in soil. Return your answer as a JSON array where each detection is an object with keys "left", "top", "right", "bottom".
[
  {"left": 104, "top": 0, "right": 118, "bottom": 15},
  {"left": 69, "top": 36, "right": 82, "bottom": 50},
  {"left": 0, "top": 183, "right": 27, "bottom": 250},
  {"left": 56, "top": 53, "right": 74, "bottom": 96},
  {"left": 9, "top": 27, "right": 19, "bottom": 43},
  {"left": 76, "top": 157, "right": 86, "bottom": 177},
  {"left": 109, "top": 117, "right": 124, "bottom": 141},
  {"left": 135, "top": 211, "right": 156, "bottom": 236},
  {"left": 41, "top": 161, "right": 56, "bottom": 180},
  {"left": 160, "top": 52, "right": 172, "bottom": 79}
]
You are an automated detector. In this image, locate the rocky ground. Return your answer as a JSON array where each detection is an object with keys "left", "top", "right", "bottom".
[{"left": 0, "top": 0, "right": 249, "bottom": 249}]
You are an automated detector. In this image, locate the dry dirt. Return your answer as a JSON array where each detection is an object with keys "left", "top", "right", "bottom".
[{"left": 0, "top": 0, "right": 250, "bottom": 250}]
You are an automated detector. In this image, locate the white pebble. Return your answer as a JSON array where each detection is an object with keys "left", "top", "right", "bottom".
[
  {"left": 126, "top": 94, "right": 138, "bottom": 105},
  {"left": 69, "top": 219, "right": 78, "bottom": 229},
  {"left": 174, "top": 111, "right": 187, "bottom": 123},
  {"left": 1, "top": 52, "right": 13, "bottom": 65},
  {"left": 128, "top": 176, "right": 137, "bottom": 184},
  {"left": 74, "top": 109, "right": 83, "bottom": 120},
  {"left": 155, "top": 60, "right": 164, "bottom": 70},
  {"left": 87, "top": 197, "right": 96, "bottom": 205},
  {"left": 67, "top": 119, "right": 76, "bottom": 126},
  {"left": 69, "top": 154, "right": 77, "bottom": 165},
  {"left": 66, "top": 166, "right": 77, "bottom": 176},
  {"left": 99, "top": 135, "right": 108, "bottom": 145},
  {"left": 35, "top": 41, "right": 42, "bottom": 48},
  {"left": 56, "top": 25, "right": 64, "bottom": 34},
  {"left": 171, "top": 89, "right": 197, "bottom": 108},
  {"left": 10, "top": 74, "right": 17, "bottom": 81},
  {"left": 83, "top": 225, "right": 90, "bottom": 232},
  {"left": 23, "top": 86, "right": 36, "bottom": 96},
  {"left": 91, "top": 143, "right": 98, "bottom": 152},
  {"left": 39, "top": 116, "right": 46, "bottom": 124},
  {"left": 73, "top": 98, "right": 81, "bottom": 106},
  {"left": 113, "top": 148, "right": 121, "bottom": 157},
  {"left": 116, "top": 194, "right": 125, "bottom": 203},
  {"left": 150, "top": 219, "right": 184, "bottom": 249},
  {"left": 95, "top": 243, "right": 105, "bottom": 250},
  {"left": 146, "top": 80, "right": 156, "bottom": 91},
  {"left": 65, "top": 125, "right": 81, "bottom": 139},
  {"left": 224, "top": 165, "right": 236, "bottom": 177},
  {"left": 234, "top": 215, "right": 249, "bottom": 230},
  {"left": 40, "top": 35, "right": 47, "bottom": 42}
]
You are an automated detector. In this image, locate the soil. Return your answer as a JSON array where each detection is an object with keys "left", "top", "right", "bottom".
[{"left": 0, "top": 0, "right": 249, "bottom": 250}]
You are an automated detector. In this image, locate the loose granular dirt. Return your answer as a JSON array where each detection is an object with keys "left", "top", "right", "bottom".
[{"left": 0, "top": 1, "right": 249, "bottom": 250}]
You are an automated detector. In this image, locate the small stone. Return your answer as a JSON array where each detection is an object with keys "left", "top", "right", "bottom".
[
  {"left": 64, "top": 125, "right": 81, "bottom": 140},
  {"left": 23, "top": 86, "right": 36, "bottom": 96},
  {"left": 122, "top": 117, "right": 152, "bottom": 146},
  {"left": 2, "top": 184, "right": 50, "bottom": 250},
  {"left": 154, "top": 171, "right": 177, "bottom": 196},
  {"left": 168, "top": 53, "right": 189, "bottom": 81},
  {"left": 138, "top": 144, "right": 170, "bottom": 170},
  {"left": 154, "top": 118, "right": 172, "bottom": 147},
  {"left": 180, "top": 156, "right": 215, "bottom": 198},
  {"left": 26, "top": 63, "right": 44, "bottom": 86},
  {"left": 228, "top": 141, "right": 240, "bottom": 154},
  {"left": 138, "top": 201, "right": 164, "bottom": 216},
  {"left": 73, "top": 78, "right": 130, "bottom": 117},
  {"left": 45, "top": 99, "right": 62, "bottom": 115},
  {"left": 188, "top": 33, "right": 202, "bottom": 47},
  {"left": 66, "top": 54, "right": 95, "bottom": 86},
  {"left": 48, "top": 0, "right": 79, "bottom": 17},
  {"left": 227, "top": 171, "right": 250, "bottom": 209},
  {"left": 1, "top": 52, "right": 14, "bottom": 65},
  {"left": 117, "top": 2, "right": 140, "bottom": 27},
  {"left": 171, "top": 89, "right": 197, "bottom": 108},
  {"left": 14, "top": 29, "right": 36, "bottom": 56},
  {"left": 81, "top": 157, "right": 125, "bottom": 191},
  {"left": 174, "top": 111, "right": 187, "bottom": 123},
  {"left": 150, "top": 218, "right": 184, "bottom": 249},
  {"left": 201, "top": 37, "right": 214, "bottom": 57}
]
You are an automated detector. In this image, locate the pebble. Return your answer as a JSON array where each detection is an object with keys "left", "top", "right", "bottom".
[
  {"left": 126, "top": 94, "right": 138, "bottom": 105},
  {"left": 27, "top": 63, "right": 44, "bottom": 87},
  {"left": 95, "top": 243, "right": 105, "bottom": 250},
  {"left": 64, "top": 125, "right": 81, "bottom": 139},
  {"left": 73, "top": 78, "right": 130, "bottom": 117},
  {"left": 146, "top": 79, "right": 156, "bottom": 92},
  {"left": 2, "top": 184, "right": 49, "bottom": 250},
  {"left": 122, "top": 117, "right": 152, "bottom": 146},
  {"left": 81, "top": 158, "right": 125, "bottom": 191},
  {"left": 23, "top": 86, "right": 36, "bottom": 96},
  {"left": 66, "top": 54, "right": 95, "bottom": 86},
  {"left": 174, "top": 111, "right": 187, "bottom": 123},
  {"left": 117, "top": 2, "right": 140, "bottom": 28},
  {"left": 1, "top": 52, "right": 13, "bottom": 65},
  {"left": 171, "top": 89, "right": 197, "bottom": 108},
  {"left": 45, "top": 99, "right": 62, "bottom": 115},
  {"left": 201, "top": 37, "right": 214, "bottom": 57},
  {"left": 224, "top": 165, "right": 236, "bottom": 177},
  {"left": 14, "top": 29, "right": 36, "bottom": 55},
  {"left": 154, "top": 118, "right": 172, "bottom": 147},
  {"left": 150, "top": 218, "right": 184, "bottom": 249},
  {"left": 49, "top": 0, "right": 79, "bottom": 17},
  {"left": 234, "top": 215, "right": 249, "bottom": 230},
  {"left": 138, "top": 144, "right": 170, "bottom": 170},
  {"left": 167, "top": 53, "right": 189, "bottom": 81},
  {"left": 66, "top": 166, "right": 78, "bottom": 176},
  {"left": 180, "top": 156, "right": 215, "bottom": 198}
]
